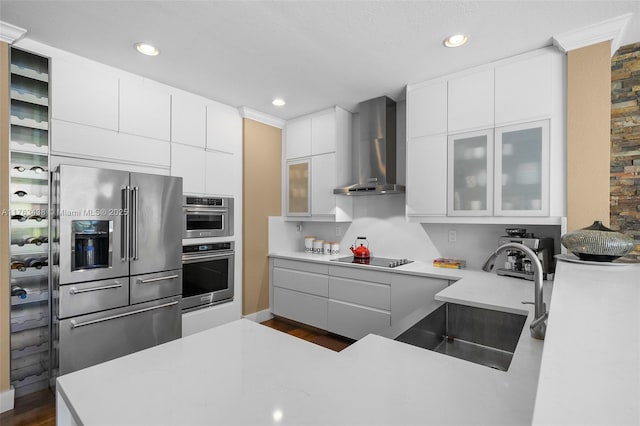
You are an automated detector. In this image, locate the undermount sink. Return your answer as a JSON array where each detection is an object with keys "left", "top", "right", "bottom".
[{"left": 394, "top": 303, "right": 527, "bottom": 371}]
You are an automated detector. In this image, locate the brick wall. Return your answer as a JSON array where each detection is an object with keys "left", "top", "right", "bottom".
[{"left": 611, "top": 42, "right": 640, "bottom": 260}]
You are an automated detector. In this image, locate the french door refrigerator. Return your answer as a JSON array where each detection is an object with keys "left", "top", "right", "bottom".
[{"left": 52, "top": 165, "right": 183, "bottom": 376}]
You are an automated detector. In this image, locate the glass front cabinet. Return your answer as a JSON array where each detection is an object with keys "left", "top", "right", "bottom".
[
  {"left": 494, "top": 120, "right": 549, "bottom": 216},
  {"left": 448, "top": 129, "right": 494, "bottom": 216},
  {"left": 447, "top": 120, "right": 549, "bottom": 217},
  {"left": 286, "top": 159, "right": 311, "bottom": 216}
]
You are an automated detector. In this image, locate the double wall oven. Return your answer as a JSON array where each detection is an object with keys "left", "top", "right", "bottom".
[{"left": 181, "top": 242, "right": 234, "bottom": 311}]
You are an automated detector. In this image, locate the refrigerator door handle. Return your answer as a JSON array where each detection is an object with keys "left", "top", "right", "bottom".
[
  {"left": 132, "top": 186, "right": 139, "bottom": 261},
  {"left": 121, "top": 186, "right": 130, "bottom": 262},
  {"left": 69, "top": 281, "right": 123, "bottom": 295},
  {"left": 137, "top": 274, "right": 180, "bottom": 284},
  {"left": 69, "top": 300, "right": 179, "bottom": 329}
]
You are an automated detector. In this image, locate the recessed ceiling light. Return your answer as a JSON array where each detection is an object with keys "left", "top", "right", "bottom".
[
  {"left": 135, "top": 42, "right": 159, "bottom": 56},
  {"left": 272, "top": 98, "right": 286, "bottom": 107},
  {"left": 443, "top": 34, "right": 468, "bottom": 48}
]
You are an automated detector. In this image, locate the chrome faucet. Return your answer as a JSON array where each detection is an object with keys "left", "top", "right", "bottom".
[{"left": 482, "top": 243, "right": 547, "bottom": 340}]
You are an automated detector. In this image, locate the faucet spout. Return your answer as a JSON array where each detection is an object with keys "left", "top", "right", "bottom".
[{"left": 481, "top": 243, "right": 547, "bottom": 340}]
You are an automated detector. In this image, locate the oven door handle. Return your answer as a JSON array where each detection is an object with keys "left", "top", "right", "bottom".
[
  {"left": 182, "top": 252, "right": 234, "bottom": 263},
  {"left": 183, "top": 208, "right": 227, "bottom": 213}
]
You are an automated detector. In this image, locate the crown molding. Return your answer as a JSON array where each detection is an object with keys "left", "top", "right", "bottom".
[
  {"left": 552, "top": 13, "right": 632, "bottom": 56},
  {"left": 0, "top": 21, "right": 27, "bottom": 44},
  {"left": 238, "top": 107, "right": 286, "bottom": 129}
]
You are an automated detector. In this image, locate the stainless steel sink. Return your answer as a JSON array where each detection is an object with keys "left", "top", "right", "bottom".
[{"left": 394, "top": 303, "right": 527, "bottom": 371}]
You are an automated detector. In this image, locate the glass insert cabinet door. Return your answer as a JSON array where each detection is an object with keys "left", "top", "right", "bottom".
[
  {"left": 448, "top": 129, "right": 494, "bottom": 216},
  {"left": 494, "top": 120, "right": 549, "bottom": 216},
  {"left": 287, "top": 159, "right": 311, "bottom": 216}
]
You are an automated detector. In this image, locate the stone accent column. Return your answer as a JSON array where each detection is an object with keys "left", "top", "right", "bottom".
[{"left": 611, "top": 42, "right": 640, "bottom": 260}]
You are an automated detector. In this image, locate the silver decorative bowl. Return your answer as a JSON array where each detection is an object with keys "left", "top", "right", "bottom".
[{"left": 561, "top": 221, "right": 635, "bottom": 262}]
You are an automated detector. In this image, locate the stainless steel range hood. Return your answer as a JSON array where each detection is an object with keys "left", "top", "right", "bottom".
[{"left": 334, "top": 96, "right": 405, "bottom": 195}]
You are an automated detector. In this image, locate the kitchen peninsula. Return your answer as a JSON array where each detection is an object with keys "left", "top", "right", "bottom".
[{"left": 54, "top": 258, "right": 638, "bottom": 425}]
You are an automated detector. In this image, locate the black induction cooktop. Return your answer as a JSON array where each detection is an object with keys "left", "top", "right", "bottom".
[{"left": 331, "top": 256, "right": 413, "bottom": 268}]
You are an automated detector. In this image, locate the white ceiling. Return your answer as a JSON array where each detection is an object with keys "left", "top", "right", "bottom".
[{"left": 2, "top": 1, "right": 639, "bottom": 120}]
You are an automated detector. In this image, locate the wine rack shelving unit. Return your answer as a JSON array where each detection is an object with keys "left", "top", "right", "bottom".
[{"left": 9, "top": 47, "right": 51, "bottom": 397}]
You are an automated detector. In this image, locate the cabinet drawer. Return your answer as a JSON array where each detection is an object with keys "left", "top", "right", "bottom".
[
  {"left": 329, "top": 265, "right": 392, "bottom": 284},
  {"left": 329, "top": 277, "right": 390, "bottom": 310},
  {"left": 58, "top": 278, "right": 129, "bottom": 319},
  {"left": 130, "top": 269, "right": 182, "bottom": 305},
  {"left": 328, "top": 300, "right": 390, "bottom": 340},
  {"left": 273, "top": 258, "right": 328, "bottom": 275},
  {"left": 273, "top": 267, "right": 328, "bottom": 297},
  {"left": 58, "top": 295, "right": 181, "bottom": 375},
  {"left": 391, "top": 274, "right": 448, "bottom": 322},
  {"left": 273, "top": 287, "right": 327, "bottom": 330}
]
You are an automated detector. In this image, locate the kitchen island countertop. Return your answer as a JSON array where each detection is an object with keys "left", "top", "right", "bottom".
[{"left": 55, "top": 254, "right": 639, "bottom": 425}]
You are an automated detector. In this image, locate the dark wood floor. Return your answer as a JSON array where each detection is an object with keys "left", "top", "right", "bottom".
[
  {"left": 0, "top": 387, "right": 55, "bottom": 426},
  {"left": 0, "top": 317, "right": 354, "bottom": 424},
  {"left": 261, "top": 316, "right": 355, "bottom": 352}
]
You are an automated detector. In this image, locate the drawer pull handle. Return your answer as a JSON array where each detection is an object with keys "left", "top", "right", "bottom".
[
  {"left": 137, "top": 274, "right": 179, "bottom": 284},
  {"left": 69, "top": 282, "right": 122, "bottom": 295},
  {"left": 69, "top": 300, "right": 179, "bottom": 329}
]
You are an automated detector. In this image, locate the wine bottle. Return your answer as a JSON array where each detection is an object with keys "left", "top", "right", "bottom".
[
  {"left": 24, "top": 257, "right": 43, "bottom": 269},
  {"left": 11, "top": 285, "right": 27, "bottom": 299},
  {"left": 10, "top": 260, "right": 27, "bottom": 272},
  {"left": 25, "top": 236, "right": 43, "bottom": 246}
]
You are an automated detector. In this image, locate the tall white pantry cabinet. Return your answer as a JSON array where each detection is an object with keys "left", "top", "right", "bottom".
[{"left": 405, "top": 47, "right": 565, "bottom": 223}]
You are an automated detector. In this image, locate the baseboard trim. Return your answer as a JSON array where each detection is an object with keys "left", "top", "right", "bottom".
[
  {"left": 242, "top": 309, "right": 273, "bottom": 324},
  {"left": 0, "top": 386, "right": 15, "bottom": 413}
]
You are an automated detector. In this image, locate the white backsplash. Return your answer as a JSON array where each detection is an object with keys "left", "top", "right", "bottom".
[{"left": 269, "top": 195, "right": 562, "bottom": 269}]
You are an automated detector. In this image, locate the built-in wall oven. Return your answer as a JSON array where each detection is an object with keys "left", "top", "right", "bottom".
[
  {"left": 181, "top": 242, "right": 234, "bottom": 311},
  {"left": 183, "top": 196, "right": 233, "bottom": 238}
]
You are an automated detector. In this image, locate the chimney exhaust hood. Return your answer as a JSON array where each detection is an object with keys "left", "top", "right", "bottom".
[{"left": 334, "top": 96, "right": 405, "bottom": 195}]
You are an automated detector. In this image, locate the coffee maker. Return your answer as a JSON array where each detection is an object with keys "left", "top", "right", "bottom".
[{"left": 496, "top": 228, "right": 555, "bottom": 281}]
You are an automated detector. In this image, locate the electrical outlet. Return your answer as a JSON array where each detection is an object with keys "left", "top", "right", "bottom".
[
  {"left": 335, "top": 226, "right": 342, "bottom": 237},
  {"left": 448, "top": 230, "right": 457, "bottom": 243}
]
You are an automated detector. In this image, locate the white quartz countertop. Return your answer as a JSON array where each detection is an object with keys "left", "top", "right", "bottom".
[
  {"left": 57, "top": 253, "right": 551, "bottom": 426},
  {"left": 532, "top": 259, "right": 640, "bottom": 426}
]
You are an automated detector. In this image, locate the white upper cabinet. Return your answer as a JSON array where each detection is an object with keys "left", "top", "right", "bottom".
[
  {"left": 311, "top": 153, "right": 336, "bottom": 216},
  {"left": 171, "top": 143, "right": 206, "bottom": 195},
  {"left": 406, "top": 135, "right": 448, "bottom": 216},
  {"left": 119, "top": 78, "right": 171, "bottom": 141},
  {"left": 495, "top": 52, "right": 553, "bottom": 125},
  {"left": 205, "top": 150, "right": 236, "bottom": 196},
  {"left": 284, "top": 107, "right": 352, "bottom": 221},
  {"left": 171, "top": 93, "right": 206, "bottom": 148},
  {"left": 286, "top": 107, "right": 348, "bottom": 160},
  {"left": 285, "top": 119, "right": 312, "bottom": 159},
  {"left": 407, "top": 81, "right": 447, "bottom": 138},
  {"left": 447, "top": 69, "right": 494, "bottom": 133},
  {"left": 51, "top": 55, "right": 119, "bottom": 131},
  {"left": 311, "top": 111, "right": 336, "bottom": 155},
  {"left": 206, "top": 101, "right": 242, "bottom": 154}
]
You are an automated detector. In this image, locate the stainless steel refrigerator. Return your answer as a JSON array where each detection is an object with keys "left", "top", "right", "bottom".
[{"left": 52, "top": 165, "right": 183, "bottom": 376}]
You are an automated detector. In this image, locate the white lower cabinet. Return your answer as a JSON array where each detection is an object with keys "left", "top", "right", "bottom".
[
  {"left": 390, "top": 274, "right": 448, "bottom": 322},
  {"left": 271, "top": 260, "right": 329, "bottom": 330},
  {"left": 327, "top": 300, "right": 390, "bottom": 340},
  {"left": 273, "top": 287, "right": 328, "bottom": 330},
  {"left": 270, "top": 258, "right": 450, "bottom": 340}
]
